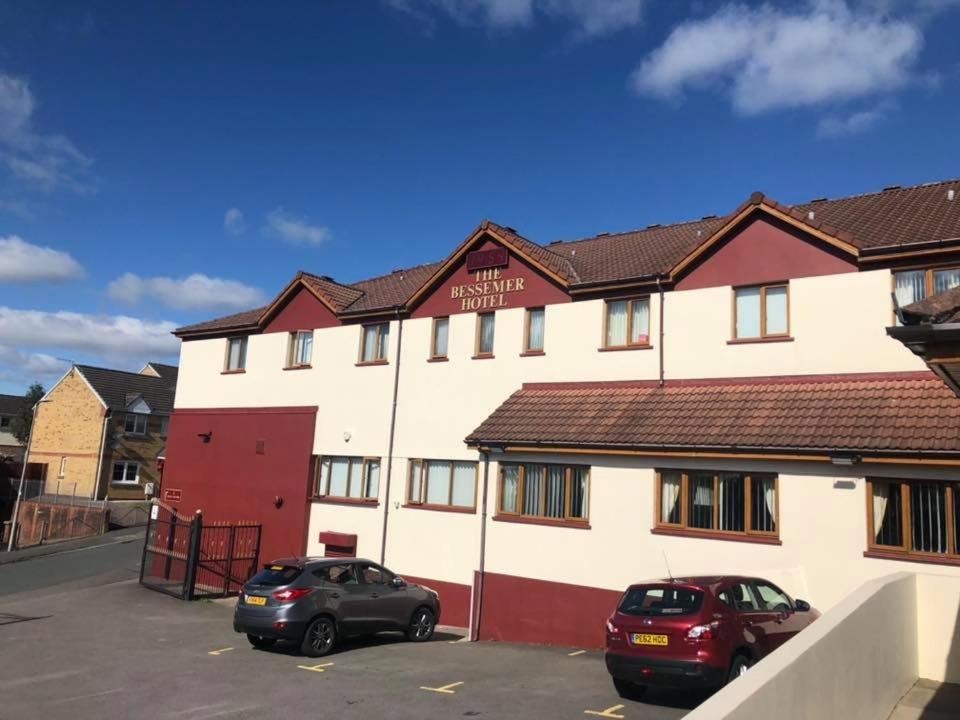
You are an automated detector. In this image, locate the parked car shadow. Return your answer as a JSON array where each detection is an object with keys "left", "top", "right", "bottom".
[
  {"left": 252, "top": 628, "right": 463, "bottom": 656},
  {"left": 634, "top": 686, "right": 714, "bottom": 711}
]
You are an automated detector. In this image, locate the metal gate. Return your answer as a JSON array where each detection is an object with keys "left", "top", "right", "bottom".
[{"left": 139, "top": 501, "right": 261, "bottom": 600}]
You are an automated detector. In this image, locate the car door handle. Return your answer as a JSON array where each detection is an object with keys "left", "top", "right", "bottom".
[{"left": 329, "top": 592, "right": 340, "bottom": 599}]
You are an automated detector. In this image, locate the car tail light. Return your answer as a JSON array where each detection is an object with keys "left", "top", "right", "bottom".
[
  {"left": 686, "top": 621, "right": 719, "bottom": 640},
  {"left": 272, "top": 587, "right": 312, "bottom": 603},
  {"left": 606, "top": 618, "right": 621, "bottom": 636}
]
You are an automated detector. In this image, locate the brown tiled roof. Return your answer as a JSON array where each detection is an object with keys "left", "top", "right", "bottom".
[
  {"left": 900, "top": 286, "right": 960, "bottom": 325},
  {"left": 343, "top": 262, "right": 443, "bottom": 314},
  {"left": 174, "top": 306, "right": 266, "bottom": 335},
  {"left": 300, "top": 272, "right": 365, "bottom": 312},
  {"left": 483, "top": 220, "right": 579, "bottom": 283},
  {"left": 465, "top": 373, "right": 960, "bottom": 455}
]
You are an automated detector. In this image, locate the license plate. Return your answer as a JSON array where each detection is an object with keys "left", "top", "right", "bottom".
[
  {"left": 246, "top": 595, "right": 267, "bottom": 606},
  {"left": 630, "top": 633, "right": 668, "bottom": 646}
]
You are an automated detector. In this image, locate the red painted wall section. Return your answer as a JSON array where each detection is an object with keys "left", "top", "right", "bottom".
[
  {"left": 162, "top": 407, "right": 317, "bottom": 566},
  {"left": 402, "top": 575, "right": 471, "bottom": 628},
  {"left": 477, "top": 571, "right": 621, "bottom": 649},
  {"left": 674, "top": 215, "right": 857, "bottom": 292},
  {"left": 263, "top": 285, "right": 341, "bottom": 334},
  {"left": 411, "top": 238, "right": 570, "bottom": 319}
]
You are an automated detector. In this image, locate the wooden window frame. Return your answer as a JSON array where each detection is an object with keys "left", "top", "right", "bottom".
[
  {"left": 891, "top": 265, "right": 960, "bottom": 324},
  {"left": 124, "top": 413, "right": 147, "bottom": 436},
  {"left": 430, "top": 317, "right": 449, "bottom": 361},
  {"left": 495, "top": 462, "right": 590, "bottom": 527},
  {"left": 731, "top": 283, "right": 790, "bottom": 342},
  {"left": 865, "top": 477, "right": 960, "bottom": 565},
  {"left": 405, "top": 459, "right": 478, "bottom": 512},
  {"left": 522, "top": 307, "right": 546, "bottom": 355},
  {"left": 314, "top": 455, "right": 381, "bottom": 504},
  {"left": 652, "top": 470, "right": 780, "bottom": 544},
  {"left": 474, "top": 312, "right": 496, "bottom": 359},
  {"left": 358, "top": 323, "right": 389, "bottom": 365},
  {"left": 223, "top": 336, "right": 247, "bottom": 373},
  {"left": 285, "top": 330, "right": 313, "bottom": 369},
  {"left": 601, "top": 297, "right": 651, "bottom": 350}
]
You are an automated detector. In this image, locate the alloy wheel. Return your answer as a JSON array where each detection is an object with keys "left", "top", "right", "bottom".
[{"left": 310, "top": 621, "right": 333, "bottom": 652}]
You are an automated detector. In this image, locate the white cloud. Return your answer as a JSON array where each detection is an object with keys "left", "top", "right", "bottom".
[
  {"left": 0, "top": 346, "right": 69, "bottom": 384},
  {"left": 224, "top": 207, "right": 246, "bottom": 235},
  {"left": 0, "top": 235, "right": 84, "bottom": 282},
  {"left": 386, "top": 0, "right": 645, "bottom": 36},
  {"left": 0, "top": 306, "right": 180, "bottom": 360},
  {"left": 265, "top": 208, "right": 332, "bottom": 246},
  {"left": 107, "top": 272, "right": 266, "bottom": 311},
  {"left": 817, "top": 103, "right": 890, "bottom": 137},
  {"left": 631, "top": 0, "right": 922, "bottom": 115},
  {"left": 0, "top": 72, "right": 94, "bottom": 193}
]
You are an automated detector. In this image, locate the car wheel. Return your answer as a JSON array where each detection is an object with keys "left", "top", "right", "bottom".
[
  {"left": 727, "top": 654, "right": 752, "bottom": 683},
  {"left": 613, "top": 677, "right": 646, "bottom": 700},
  {"left": 246, "top": 634, "right": 276, "bottom": 650},
  {"left": 406, "top": 608, "right": 436, "bottom": 642},
  {"left": 301, "top": 617, "right": 336, "bottom": 657}
]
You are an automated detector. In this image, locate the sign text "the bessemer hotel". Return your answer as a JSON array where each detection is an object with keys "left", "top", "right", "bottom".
[{"left": 451, "top": 268, "right": 526, "bottom": 311}]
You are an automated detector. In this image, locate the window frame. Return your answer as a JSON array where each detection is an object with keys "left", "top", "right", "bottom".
[
  {"left": 601, "top": 296, "right": 651, "bottom": 350},
  {"left": 405, "top": 459, "right": 478, "bottom": 512},
  {"left": 865, "top": 477, "right": 960, "bottom": 565},
  {"left": 731, "top": 283, "right": 790, "bottom": 341},
  {"left": 653, "top": 470, "right": 780, "bottom": 543},
  {"left": 358, "top": 323, "right": 389, "bottom": 365},
  {"left": 111, "top": 461, "right": 140, "bottom": 485},
  {"left": 474, "top": 312, "right": 496, "bottom": 358},
  {"left": 223, "top": 336, "right": 248, "bottom": 373},
  {"left": 124, "top": 413, "right": 147, "bottom": 435},
  {"left": 522, "top": 307, "right": 546, "bottom": 355},
  {"left": 892, "top": 265, "right": 960, "bottom": 322},
  {"left": 314, "top": 455, "right": 381, "bottom": 504},
  {"left": 58, "top": 456, "right": 67, "bottom": 478},
  {"left": 430, "top": 317, "right": 449, "bottom": 361},
  {"left": 285, "top": 330, "right": 313, "bottom": 369},
  {"left": 496, "top": 462, "right": 590, "bottom": 527}
]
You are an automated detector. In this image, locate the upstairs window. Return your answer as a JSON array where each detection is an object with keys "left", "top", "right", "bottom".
[
  {"left": 656, "top": 470, "right": 778, "bottom": 539},
  {"left": 124, "top": 413, "right": 147, "bottom": 435},
  {"left": 225, "top": 336, "right": 247, "bottom": 372},
  {"left": 316, "top": 456, "right": 380, "bottom": 501},
  {"left": 475, "top": 312, "right": 495, "bottom": 357},
  {"left": 498, "top": 463, "right": 589, "bottom": 524},
  {"left": 604, "top": 298, "right": 649, "bottom": 348},
  {"left": 407, "top": 459, "right": 477, "bottom": 509},
  {"left": 430, "top": 317, "right": 449, "bottom": 360},
  {"left": 287, "top": 331, "right": 313, "bottom": 368},
  {"left": 894, "top": 267, "right": 960, "bottom": 323},
  {"left": 524, "top": 308, "right": 545, "bottom": 353},
  {"left": 734, "top": 284, "right": 788, "bottom": 340},
  {"left": 360, "top": 323, "right": 389, "bottom": 363}
]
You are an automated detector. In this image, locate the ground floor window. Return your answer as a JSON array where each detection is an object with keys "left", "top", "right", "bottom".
[
  {"left": 112, "top": 462, "right": 140, "bottom": 485},
  {"left": 656, "top": 470, "right": 778, "bottom": 539},
  {"left": 315, "top": 456, "right": 380, "bottom": 501},
  {"left": 868, "top": 478, "right": 960, "bottom": 560},
  {"left": 407, "top": 459, "right": 477, "bottom": 509},
  {"left": 498, "top": 462, "right": 589, "bottom": 523}
]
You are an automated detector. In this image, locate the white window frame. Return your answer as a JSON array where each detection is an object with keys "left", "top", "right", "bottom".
[
  {"left": 287, "top": 330, "right": 313, "bottom": 368},
  {"left": 124, "top": 413, "right": 147, "bottom": 435},
  {"left": 112, "top": 461, "right": 140, "bottom": 485}
]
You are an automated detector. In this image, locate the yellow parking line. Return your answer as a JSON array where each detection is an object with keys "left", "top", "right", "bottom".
[
  {"left": 584, "top": 704, "right": 625, "bottom": 719},
  {"left": 207, "top": 648, "right": 234, "bottom": 656},
  {"left": 420, "top": 681, "right": 464, "bottom": 694},
  {"left": 568, "top": 650, "right": 587, "bottom": 657},
  {"left": 297, "top": 662, "right": 334, "bottom": 673}
]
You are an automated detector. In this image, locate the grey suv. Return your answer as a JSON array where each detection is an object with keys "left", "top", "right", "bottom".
[{"left": 234, "top": 557, "right": 441, "bottom": 656}]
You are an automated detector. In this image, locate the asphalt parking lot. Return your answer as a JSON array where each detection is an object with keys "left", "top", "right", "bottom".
[{"left": 0, "top": 563, "right": 702, "bottom": 720}]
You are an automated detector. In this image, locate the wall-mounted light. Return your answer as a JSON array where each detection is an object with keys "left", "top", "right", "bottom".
[
  {"left": 343, "top": 430, "right": 352, "bottom": 443},
  {"left": 830, "top": 455, "right": 860, "bottom": 466}
]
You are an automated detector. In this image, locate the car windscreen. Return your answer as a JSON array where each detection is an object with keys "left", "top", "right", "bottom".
[
  {"left": 618, "top": 586, "right": 704, "bottom": 616},
  {"left": 248, "top": 565, "right": 302, "bottom": 587}
]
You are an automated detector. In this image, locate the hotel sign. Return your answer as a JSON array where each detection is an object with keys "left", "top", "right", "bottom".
[
  {"left": 451, "top": 268, "right": 526, "bottom": 311},
  {"left": 466, "top": 246, "right": 509, "bottom": 273}
]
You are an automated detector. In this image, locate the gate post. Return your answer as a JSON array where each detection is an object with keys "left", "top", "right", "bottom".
[
  {"left": 138, "top": 500, "right": 154, "bottom": 585},
  {"left": 225, "top": 525, "right": 237, "bottom": 597},
  {"left": 163, "top": 511, "right": 177, "bottom": 580},
  {"left": 184, "top": 510, "right": 203, "bottom": 601}
]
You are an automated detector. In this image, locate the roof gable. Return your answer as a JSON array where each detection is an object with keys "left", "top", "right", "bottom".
[
  {"left": 261, "top": 281, "right": 342, "bottom": 334},
  {"left": 75, "top": 365, "right": 177, "bottom": 414}
]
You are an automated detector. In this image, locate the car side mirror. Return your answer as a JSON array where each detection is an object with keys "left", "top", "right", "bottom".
[
  {"left": 794, "top": 599, "right": 811, "bottom": 612},
  {"left": 391, "top": 576, "right": 406, "bottom": 589}
]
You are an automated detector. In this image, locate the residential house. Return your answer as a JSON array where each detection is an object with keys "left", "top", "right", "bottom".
[{"left": 0, "top": 394, "right": 25, "bottom": 461}]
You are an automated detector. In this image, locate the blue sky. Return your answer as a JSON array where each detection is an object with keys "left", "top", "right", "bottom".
[{"left": 0, "top": 0, "right": 959, "bottom": 394}]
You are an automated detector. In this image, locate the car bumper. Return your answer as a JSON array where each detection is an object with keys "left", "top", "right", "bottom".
[
  {"left": 605, "top": 651, "right": 726, "bottom": 689},
  {"left": 233, "top": 606, "right": 306, "bottom": 642}
]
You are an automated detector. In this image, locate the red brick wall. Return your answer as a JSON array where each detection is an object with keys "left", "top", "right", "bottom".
[{"left": 16, "top": 500, "right": 109, "bottom": 546}]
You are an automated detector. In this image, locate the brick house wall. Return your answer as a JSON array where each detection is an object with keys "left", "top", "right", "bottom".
[{"left": 102, "top": 411, "right": 166, "bottom": 500}]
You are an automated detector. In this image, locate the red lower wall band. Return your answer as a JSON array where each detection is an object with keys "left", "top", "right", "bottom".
[{"left": 402, "top": 575, "right": 471, "bottom": 628}]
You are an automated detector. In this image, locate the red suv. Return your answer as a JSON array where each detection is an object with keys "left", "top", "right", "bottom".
[{"left": 604, "top": 576, "right": 819, "bottom": 697}]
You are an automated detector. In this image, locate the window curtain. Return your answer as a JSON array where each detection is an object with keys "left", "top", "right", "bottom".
[
  {"left": 377, "top": 324, "right": 389, "bottom": 360},
  {"left": 872, "top": 482, "right": 889, "bottom": 543},
  {"left": 569, "top": 468, "right": 588, "bottom": 519},
  {"left": 501, "top": 465, "right": 520, "bottom": 513},
  {"left": 631, "top": 300, "right": 649, "bottom": 344},
  {"left": 528, "top": 309, "right": 545, "bottom": 351},
  {"left": 690, "top": 474, "right": 714, "bottom": 528},
  {"left": 228, "top": 339, "right": 245, "bottom": 370},
  {"left": 363, "top": 326, "right": 378, "bottom": 362},
  {"left": 544, "top": 465, "right": 565, "bottom": 518},
  {"left": 911, "top": 483, "right": 946, "bottom": 553},
  {"left": 426, "top": 461, "right": 451, "bottom": 505},
  {"left": 934, "top": 269, "right": 960, "bottom": 294},
  {"left": 328, "top": 458, "right": 349, "bottom": 497},
  {"left": 299, "top": 332, "right": 313, "bottom": 365},
  {"left": 451, "top": 462, "right": 475, "bottom": 507},
  {"left": 718, "top": 473, "right": 744, "bottom": 531},
  {"left": 408, "top": 460, "right": 422, "bottom": 503},
  {"left": 524, "top": 464, "right": 543, "bottom": 515},
  {"left": 434, "top": 318, "right": 449, "bottom": 357},
  {"left": 606, "top": 301, "right": 627, "bottom": 346},
  {"left": 365, "top": 460, "right": 380, "bottom": 499},
  {"left": 735, "top": 288, "right": 761, "bottom": 338},
  {"left": 660, "top": 473, "right": 681, "bottom": 523},
  {"left": 347, "top": 458, "right": 365, "bottom": 498},
  {"left": 895, "top": 271, "right": 926, "bottom": 309},
  {"left": 764, "top": 287, "right": 788, "bottom": 335},
  {"left": 479, "top": 314, "right": 495, "bottom": 354}
]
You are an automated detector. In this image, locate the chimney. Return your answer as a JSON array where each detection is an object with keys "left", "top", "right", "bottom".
[{"left": 949, "top": 189, "right": 956, "bottom": 201}]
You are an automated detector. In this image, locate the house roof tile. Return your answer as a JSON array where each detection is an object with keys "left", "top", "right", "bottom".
[{"left": 76, "top": 365, "right": 178, "bottom": 414}]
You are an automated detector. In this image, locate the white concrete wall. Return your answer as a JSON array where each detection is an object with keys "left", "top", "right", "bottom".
[
  {"left": 917, "top": 574, "right": 960, "bottom": 684},
  {"left": 684, "top": 572, "right": 919, "bottom": 720}
]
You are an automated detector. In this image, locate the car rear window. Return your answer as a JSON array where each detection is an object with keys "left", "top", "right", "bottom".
[
  {"left": 618, "top": 586, "right": 704, "bottom": 616},
  {"left": 249, "top": 565, "right": 301, "bottom": 587}
]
